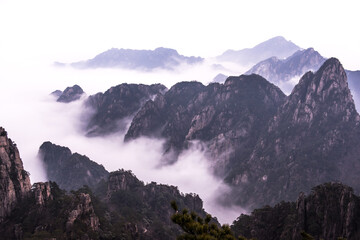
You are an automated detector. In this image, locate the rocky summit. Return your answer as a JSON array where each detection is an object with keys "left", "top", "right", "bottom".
[
  {"left": 39, "top": 141, "right": 109, "bottom": 191},
  {"left": 0, "top": 127, "right": 31, "bottom": 223},
  {"left": 227, "top": 58, "right": 360, "bottom": 207},
  {"left": 125, "top": 75, "right": 286, "bottom": 171},
  {"left": 84, "top": 83, "right": 167, "bottom": 136},
  {"left": 125, "top": 58, "right": 360, "bottom": 209},
  {"left": 56, "top": 84, "right": 84, "bottom": 103}
]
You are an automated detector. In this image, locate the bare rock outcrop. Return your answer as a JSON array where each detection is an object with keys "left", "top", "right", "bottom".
[{"left": 0, "top": 127, "right": 31, "bottom": 223}]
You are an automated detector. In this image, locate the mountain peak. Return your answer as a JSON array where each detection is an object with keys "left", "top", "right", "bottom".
[{"left": 217, "top": 36, "right": 301, "bottom": 66}]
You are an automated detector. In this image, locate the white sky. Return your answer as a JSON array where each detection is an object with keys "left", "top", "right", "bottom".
[{"left": 0, "top": 0, "right": 359, "bottom": 70}]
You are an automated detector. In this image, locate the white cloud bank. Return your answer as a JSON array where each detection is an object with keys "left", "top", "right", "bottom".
[{"left": 0, "top": 61, "right": 246, "bottom": 224}]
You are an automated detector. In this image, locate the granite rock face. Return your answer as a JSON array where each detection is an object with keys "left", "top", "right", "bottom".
[
  {"left": 126, "top": 59, "right": 360, "bottom": 209},
  {"left": 85, "top": 83, "right": 167, "bottom": 136},
  {"left": 125, "top": 76, "right": 286, "bottom": 171},
  {"left": 57, "top": 84, "right": 84, "bottom": 103},
  {"left": 0, "top": 128, "right": 100, "bottom": 239},
  {"left": 232, "top": 182, "right": 360, "bottom": 240},
  {"left": 228, "top": 58, "right": 360, "bottom": 207},
  {"left": 0, "top": 127, "right": 31, "bottom": 223}
]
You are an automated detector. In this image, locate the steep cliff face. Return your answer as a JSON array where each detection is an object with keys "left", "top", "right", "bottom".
[
  {"left": 0, "top": 129, "right": 100, "bottom": 239},
  {"left": 232, "top": 183, "right": 360, "bottom": 240},
  {"left": 39, "top": 141, "right": 109, "bottom": 191},
  {"left": 0, "top": 127, "right": 31, "bottom": 223},
  {"left": 126, "top": 76, "right": 286, "bottom": 170},
  {"left": 228, "top": 58, "right": 360, "bottom": 207},
  {"left": 85, "top": 83, "right": 167, "bottom": 136},
  {"left": 57, "top": 84, "right": 84, "bottom": 103}
]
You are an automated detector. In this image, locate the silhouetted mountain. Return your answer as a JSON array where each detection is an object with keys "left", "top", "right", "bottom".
[
  {"left": 70, "top": 47, "right": 204, "bottom": 70},
  {"left": 39, "top": 141, "right": 109, "bottom": 191},
  {"left": 246, "top": 48, "right": 326, "bottom": 84},
  {"left": 232, "top": 182, "right": 360, "bottom": 240},
  {"left": 217, "top": 36, "right": 301, "bottom": 66},
  {"left": 56, "top": 84, "right": 84, "bottom": 103},
  {"left": 84, "top": 83, "right": 167, "bottom": 136}
]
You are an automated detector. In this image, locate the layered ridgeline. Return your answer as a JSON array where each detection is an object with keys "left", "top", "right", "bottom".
[
  {"left": 4, "top": 128, "right": 360, "bottom": 239},
  {"left": 67, "top": 47, "right": 203, "bottom": 70},
  {"left": 244, "top": 47, "right": 360, "bottom": 102},
  {"left": 217, "top": 36, "right": 301, "bottom": 66},
  {"left": 125, "top": 75, "right": 286, "bottom": 170},
  {"left": 125, "top": 58, "right": 360, "bottom": 208},
  {"left": 228, "top": 58, "right": 360, "bottom": 207},
  {"left": 37, "top": 141, "right": 216, "bottom": 239},
  {"left": 84, "top": 83, "right": 167, "bottom": 136}
]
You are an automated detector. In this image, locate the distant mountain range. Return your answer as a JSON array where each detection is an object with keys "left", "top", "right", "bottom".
[
  {"left": 66, "top": 47, "right": 203, "bottom": 71},
  {"left": 217, "top": 36, "right": 301, "bottom": 66}
]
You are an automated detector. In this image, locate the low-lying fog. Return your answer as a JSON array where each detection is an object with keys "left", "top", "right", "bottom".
[
  {"left": 2, "top": 60, "right": 358, "bottom": 224},
  {"left": 0, "top": 61, "right": 247, "bottom": 224}
]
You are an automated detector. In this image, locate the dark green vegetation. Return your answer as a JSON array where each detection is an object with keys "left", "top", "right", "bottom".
[{"left": 170, "top": 201, "right": 241, "bottom": 240}]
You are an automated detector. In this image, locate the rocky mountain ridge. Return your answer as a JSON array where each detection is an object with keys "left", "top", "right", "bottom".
[
  {"left": 226, "top": 58, "right": 360, "bottom": 207},
  {"left": 125, "top": 58, "right": 360, "bottom": 209},
  {"left": 217, "top": 36, "right": 301, "bottom": 66},
  {"left": 125, "top": 75, "right": 286, "bottom": 171},
  {"left": 84, "top": 83, "right": 167, "bottom": 136},
  {"left": 39, "top": 141, "right": 109, "bottom": 191}
]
